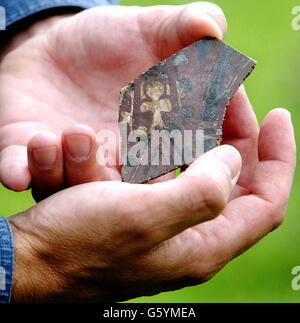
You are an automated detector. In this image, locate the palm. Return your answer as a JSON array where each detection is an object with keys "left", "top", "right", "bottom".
[
  {"left": 42, "top": 6, "right": 256, "bottom": 198},
  {"left": 42, "top": 5, "right": 256, "bottom": 195},
  {"left": 1, "top": 7, "right": 197, "bottom": 131},
  {"left": 0, "top": 4, "right": 229, "bottom": 193},
  {"left": 0, "top": 8, "right": 160, "bottom": 158}
]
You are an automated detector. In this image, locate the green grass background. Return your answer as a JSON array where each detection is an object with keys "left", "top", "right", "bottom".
[{"left": 1, "top": 0, "right": 300, "bottom": 302}]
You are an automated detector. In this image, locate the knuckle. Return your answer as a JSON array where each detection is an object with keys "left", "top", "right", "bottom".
[
  {"left": 263, "top": 188, "right": 290, "bottom": 231},
  {"left": 118, "top": 210, "right": 145, "bottom": 237},
  {"left": 270, "top": 204, "right": 288, "bottom": 230},
  {"left": 199, "top": 171, "right": 231, "bottom": 215},
  {"left": 180, "top": 265, "right": 219, "bottom": 287},
  {"left": 117, "top": 190, "right": 153, "bottom": 243},
  {"left": 177, "top": 166, "right": 232, "bottom": 219}
]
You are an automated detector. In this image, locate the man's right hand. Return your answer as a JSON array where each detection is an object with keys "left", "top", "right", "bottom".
[{"left": 8, "top": 103, "right": 296, "bottom": 302}]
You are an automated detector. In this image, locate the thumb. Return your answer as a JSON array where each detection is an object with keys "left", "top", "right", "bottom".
[
  {"left": 137, "top": 2, "right": 227, "bottom": 59},
  {"left": 50, "top": 2, "right": 227, "bottom": 68},
  {"left": 128, "top": 145, "right": 242, "bottom": 250}
]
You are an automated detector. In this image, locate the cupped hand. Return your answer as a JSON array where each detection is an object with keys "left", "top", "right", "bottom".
[
  {"left": 8, "top": 104, "right": 295, "bottom": 302},
  {"left": 0, "top": 2, "right": 226, "bottom": 200}
]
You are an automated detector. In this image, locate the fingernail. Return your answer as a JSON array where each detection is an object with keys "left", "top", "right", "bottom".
[
  {"left": 33, "top": 146, "right": 57, "bottom": 170},
  {"left": 65, "top": 134, "right": 91, "bottom": 162},
  {"left": 215, "top": 145, "right": 242, "bottom": 185}
]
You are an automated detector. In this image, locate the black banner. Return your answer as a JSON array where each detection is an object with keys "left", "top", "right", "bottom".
[{"left": 0, "top": 303, "right": 296, "bottom": 321}]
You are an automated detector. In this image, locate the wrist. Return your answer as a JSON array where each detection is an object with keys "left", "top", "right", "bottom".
[{"left": 8, "top": 213, "right": 63, "bottom": 303}]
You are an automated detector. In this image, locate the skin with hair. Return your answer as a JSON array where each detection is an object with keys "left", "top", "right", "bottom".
[{"left": 0, "top": 3, "right": 296, "bottom": 302}]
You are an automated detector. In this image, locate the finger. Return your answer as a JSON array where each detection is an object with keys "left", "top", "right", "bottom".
[
  {"left": 138, "top": 2, "right": 227, "bottom": 60},
  {"left": 0, "top": 145, "right": 31, "bottom": 191},
  {"left": 206, "top": 109, "right": 296, "bottom": 260},
  {"left": 62, "top": 124, "right": 120, "bottom": 186},
  {"left": 117, "top": 144, "right": 242, "bottom": 252},
  {"left": 222, "top": 86, "right": 259, "bottom": 196},
  {"left": 195, "top": 108, "right": 295, "bottom": 271},
  {"left": 222, "top": 86, "right": 259, "bottom": 141},
  {"left": 138, "top": 110, "right": 295, "bottom": 282},
  {"left": 252, "top": 108, "right": 296, "bottom": 216},
  {"left": 28, "top": 132, "right": 64, "bottom": 201}
]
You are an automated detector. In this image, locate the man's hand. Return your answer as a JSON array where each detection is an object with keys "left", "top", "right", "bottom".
[
  {"left": 9, "top": 101, "right": 295, "bottom": 302},
  {"left": 0, "top": 3, "right": 226, "bottom": 200}
]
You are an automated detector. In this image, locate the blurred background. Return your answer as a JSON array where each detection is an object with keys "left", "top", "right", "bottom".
[{"left": 1, "top": 0, "right": 300, "bottom": 302}]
